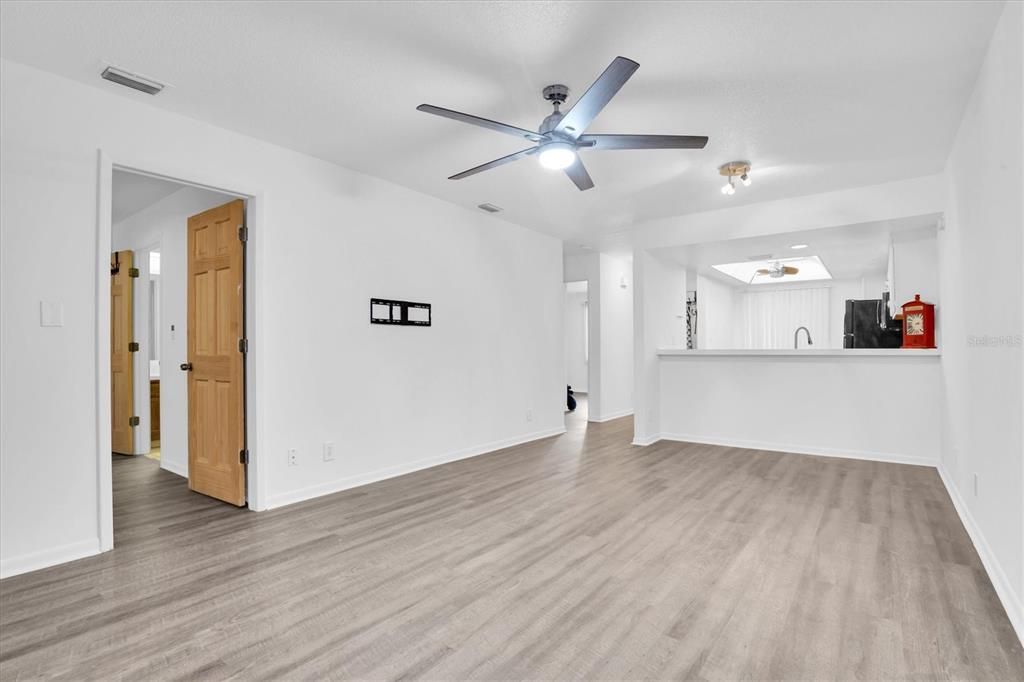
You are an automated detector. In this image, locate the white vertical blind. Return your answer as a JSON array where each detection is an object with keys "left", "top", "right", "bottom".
[{"left": 740, "top": 287, "right": 830, "bottom": 349}]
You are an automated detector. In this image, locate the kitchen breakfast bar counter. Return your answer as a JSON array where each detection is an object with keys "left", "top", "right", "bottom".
[
  {"left": 649, "top": 347, "right": 941, "bottom": 464},
  {"left": 657, "top": 348, "right": 940, "bottom": 356}
]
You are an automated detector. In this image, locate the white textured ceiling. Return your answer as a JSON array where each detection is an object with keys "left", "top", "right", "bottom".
[
  {"left": 111, "top": 170, "right": 184, "bottom": 224},
  {"left": 0, "top": 1, "right": 1003, "bottom": 242}
]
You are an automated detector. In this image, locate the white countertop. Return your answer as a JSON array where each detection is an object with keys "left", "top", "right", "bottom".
[{"left": 657, "top": 348, "right": 940, "bottom": 357}]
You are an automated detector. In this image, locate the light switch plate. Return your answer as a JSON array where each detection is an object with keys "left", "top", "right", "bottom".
[{"left": 40, "top": 301, "right": 64, "bottom": 327}]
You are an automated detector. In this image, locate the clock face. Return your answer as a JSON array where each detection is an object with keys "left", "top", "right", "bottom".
[{"left": 906, "top": 312, "right": 925, "bottom": 335}]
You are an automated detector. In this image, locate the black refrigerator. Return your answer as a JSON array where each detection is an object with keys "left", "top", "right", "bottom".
[{"left": 844, "top": 296, "right": 903, "bottom": 348}]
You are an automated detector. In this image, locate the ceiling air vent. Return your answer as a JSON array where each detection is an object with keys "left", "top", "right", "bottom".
[
  {"left": 477, "top": 203, "right": 502, "bottom": 214},
  {"left": 100, "top": 66, "right": 164, "bottom": 95}
]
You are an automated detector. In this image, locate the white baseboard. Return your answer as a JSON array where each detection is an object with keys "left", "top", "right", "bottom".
[
  {"left": 938, "top": 464, "right": 1024, "bottom": 647},
  {"left": 655, "top": 432, "right": 937, "bottom": 468},
  {"left": 161, "top": 459, "right": 187, "bottom": 478},
  {"left": 266, "top": 426, "right": 567, "bottom": 510},
  {"left": 589, "top": 408, "right": 634, "bottom": 423},
  {"left": 0, "top": 537, "right": 102, "bottom": 579},
  {"left": 632, "top": 433, "right": 660, "bottom": 446}
]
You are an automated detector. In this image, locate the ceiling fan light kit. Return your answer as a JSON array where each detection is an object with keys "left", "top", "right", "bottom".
[
  {"left": 416, "top": 56, "right": 709, "bottom": 191},
  {"left": 538, "top": 141, "right": 577, "bottom": 170},
  {"left": 719, "top": 161, "right": 752, "bottom": 195}
]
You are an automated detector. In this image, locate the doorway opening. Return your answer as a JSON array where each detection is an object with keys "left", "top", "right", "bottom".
[
  {"left": 565, "top": 280, "right": 589, "bottom": 425},
  {"left": 108, "top": 168, "right": 251, "bottom": 541}
]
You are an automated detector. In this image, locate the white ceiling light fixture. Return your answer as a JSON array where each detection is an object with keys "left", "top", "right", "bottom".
[
  {"left": 790, "top": 243, "right": 809, "bottom": 249},
  {"left": 538, "top": 141, "right": 577, "bottom": 170},
  {"left": 719, "top": 161, "right": 752, "bottom": 196}
]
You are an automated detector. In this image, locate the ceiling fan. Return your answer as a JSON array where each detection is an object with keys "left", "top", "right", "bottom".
[
  {"left": 755, "top": 262, "right": 800, "bottom": 279},
  {"left": 416, "top": 56, "right": 709, "bottom": 191}
]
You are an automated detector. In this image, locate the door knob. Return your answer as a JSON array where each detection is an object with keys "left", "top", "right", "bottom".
[{"left": 180, "top": 362, "right": 193, "bottom": 371}]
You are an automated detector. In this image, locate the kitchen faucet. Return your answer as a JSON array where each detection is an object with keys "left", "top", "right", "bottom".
[{"left": 794, "top": 326, "right": 813, "bottom": 349}]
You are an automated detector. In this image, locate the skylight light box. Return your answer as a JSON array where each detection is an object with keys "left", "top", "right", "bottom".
[{"left": 712, "top": 256, "right": 833, "bottom": 285}]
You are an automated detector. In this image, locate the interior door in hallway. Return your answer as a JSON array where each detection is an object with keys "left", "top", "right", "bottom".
[
  {"left": 185, "top": 199, "right": 247, "bottom": 506},
  {"left": 111, "top": 250, "right": 135, "bottom": 454}
]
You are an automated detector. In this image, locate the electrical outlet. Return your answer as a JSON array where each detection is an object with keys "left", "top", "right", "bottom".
[
  {"left": 323, "top": 442, "right": 335, "bottom": 462},
  {"left": 526, "top": 409, "right": 534, "bottom": 422},
  {"left": 287, "top": 449, "right": 298, "bottom": 467},
  {"left": 973, "top": 473, "right": 979, "bottom": 497}
]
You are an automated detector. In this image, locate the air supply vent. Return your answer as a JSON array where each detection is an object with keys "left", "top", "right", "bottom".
[
  {"left": 100, "top": 66, "right": 164, "bottom": 95},
  {"left": 477, "top": 203, "right": 503, "bottom": 214}
]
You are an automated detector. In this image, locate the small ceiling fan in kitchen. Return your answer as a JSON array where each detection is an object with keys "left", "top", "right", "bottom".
[
  {"left": 753, "top": 262, "right": 799, "bottom": 280},
  {"left": 416, "top": 56, "right": 709, "bottom": 191}
]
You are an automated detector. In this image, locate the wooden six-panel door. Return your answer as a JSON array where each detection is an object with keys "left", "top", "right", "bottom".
[
  {"left": 186, "top": 199, "right": 246, "bottom": 506},
  {"left": 111, "top": 250, "right": 135, "bottom": 454}
]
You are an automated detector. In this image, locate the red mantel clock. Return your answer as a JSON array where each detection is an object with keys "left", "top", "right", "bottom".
[{"left": 901, "top": 294, "right": 936, "bottom": 349}]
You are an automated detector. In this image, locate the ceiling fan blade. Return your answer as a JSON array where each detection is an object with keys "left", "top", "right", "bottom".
[
  {"left": 783, "top": 266, "right": 800, "bottom": 275},
  {"left": 448, "top": 147, "right": 538, "bottom": 180},
  {"left": 564, "top": 158, "right": 595, "bottom": 191},
  {"left": 578, "top": 134, "right": 709, "bottom": 150},
  {"left": 555, "top": 56, "right": 639, "bottom": 139},
  {"left": 417, "top": 104, "right": 543, "bottom": 142},
  {"left": 755, "top": 269, "right": 770, "bottom": 275}
]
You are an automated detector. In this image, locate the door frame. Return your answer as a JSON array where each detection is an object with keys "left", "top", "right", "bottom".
[{"left": 95, "top": 149, "right": 267, "bottom": 553}]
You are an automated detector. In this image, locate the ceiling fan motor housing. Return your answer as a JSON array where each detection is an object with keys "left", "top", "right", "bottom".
[
  {"left": 540, "top": 84, "right": 570, "bottom": 134},
  {"left": 542, "top": 84, "right": 569, "bottom": 104}
]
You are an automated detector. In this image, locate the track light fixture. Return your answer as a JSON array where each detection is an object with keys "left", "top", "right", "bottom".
[{"left": 719, "top": 161, "right": 752, "bottom": 196}]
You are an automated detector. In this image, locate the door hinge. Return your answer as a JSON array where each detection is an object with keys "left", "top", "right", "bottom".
[
  {"left": 238, "top": 225, "right": 248, "bottom": 242},
  {"left": 128, "top": 267, "right": 140, "bottom": 278},
  {"left": 239, "top": 449, "right": 249, "bottom": 464},
  {"left": 238, "top": 338, "right": 248, "bottom": 353},
  {"left": 129, "top": 416, "right": 140, "bottom": 427},
  {"left": 128, "top": 341, "right": 140, "bottom": 352}
]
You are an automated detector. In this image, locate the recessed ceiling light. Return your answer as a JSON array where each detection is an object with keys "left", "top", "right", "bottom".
[
  {"left": 790, "top": 244, "right": 809, "bottom": 250},
  {"left": 477, "top": 203, "right": 502, "bottom": 213}
]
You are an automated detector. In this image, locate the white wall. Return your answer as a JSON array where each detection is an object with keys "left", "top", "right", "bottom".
[
  {"left": 600, "top": 175, "right": 946, "bottom": 253},
  {"left": 659, "top": 355, "right": 942, "bottom": 465},
  {"left": 695, "top": 274, "right": 739, "bottom": 349},
  {"left": 564, "top": 288, "right": 588, "bottom": 393},
  {"left": 939, "top": 1, "right": 1023, "bottom": 641},
  {"left": 893, "top": 233, "right": 939, "bottom": 308},
  {"left": 0, "top": 59, "right": 564, "bottom": 576},
  {"left": 632, "top": 250, "right": 687, "bottom": 444},
  {"left": 597, "top": 253, "right": 634, "bottom": 421},
  {"left": 564, "top": 251, "right": 635, "bottom": 422},
  {"left": 112, "top": 185, "right": 237, "bottom": 477}
]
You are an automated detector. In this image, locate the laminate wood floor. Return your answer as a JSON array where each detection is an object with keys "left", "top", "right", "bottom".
[{"left": 2, "top": 410, "right": 1022, "bottom": 680}]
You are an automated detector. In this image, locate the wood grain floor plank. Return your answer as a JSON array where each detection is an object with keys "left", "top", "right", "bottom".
[{"left": 2, "top": 401, "right": 1022, "bottom": 680}]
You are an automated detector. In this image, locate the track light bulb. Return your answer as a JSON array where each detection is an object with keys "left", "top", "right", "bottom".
[
  {"left": 721, "top": 179, "right": 735, "bottom": 195},
  {"left": 741, "top": 173, "right": 751, "bottom": 187}
]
